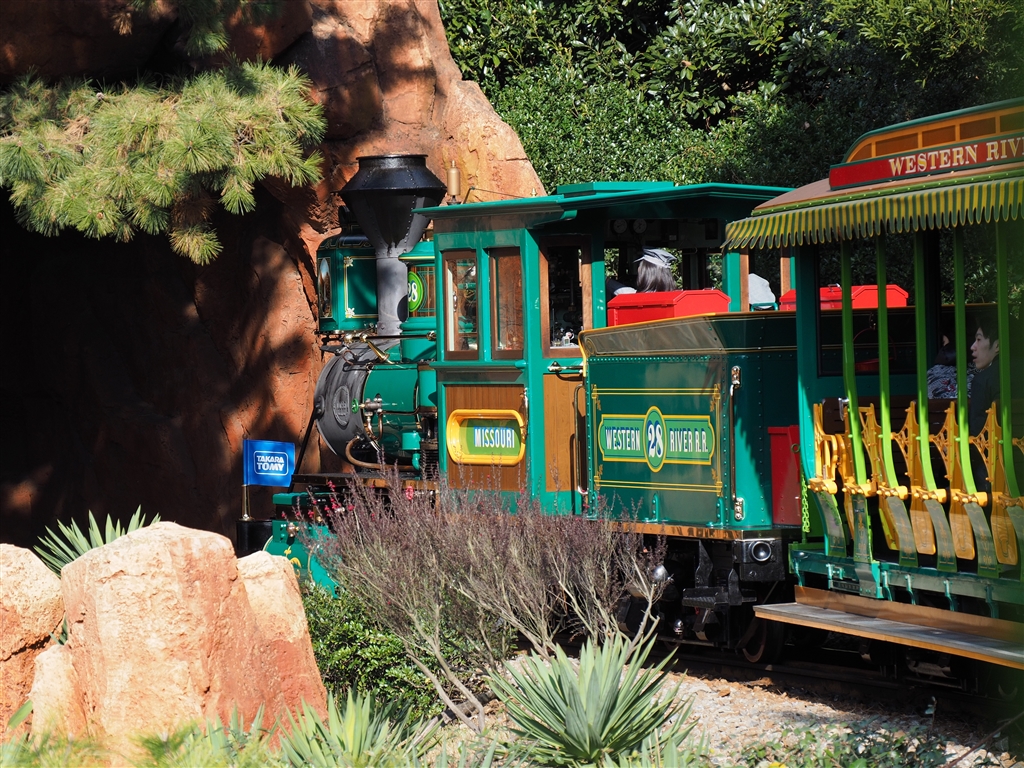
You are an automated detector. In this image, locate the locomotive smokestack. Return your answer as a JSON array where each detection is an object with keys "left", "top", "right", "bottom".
[{"left": 340, "top": 155, "right": 446, "bottom": 336}]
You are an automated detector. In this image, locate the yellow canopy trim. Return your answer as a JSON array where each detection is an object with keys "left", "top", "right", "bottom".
[{"left": 725, "top": 170, "right": 1023, "bottom": 250}]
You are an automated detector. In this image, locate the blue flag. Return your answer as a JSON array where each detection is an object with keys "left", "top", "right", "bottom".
[{"left": 243, "top": 439, "right": 295, "bottom": 488}]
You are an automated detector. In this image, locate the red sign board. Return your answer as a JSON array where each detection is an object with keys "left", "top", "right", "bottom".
[{"left": 829, "top": 133, "right": 1024, "bottom": 189}]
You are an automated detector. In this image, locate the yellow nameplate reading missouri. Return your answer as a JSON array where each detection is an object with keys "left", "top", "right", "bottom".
[{"left": 446, "top": 409, "right": 526, "bottom": 466}]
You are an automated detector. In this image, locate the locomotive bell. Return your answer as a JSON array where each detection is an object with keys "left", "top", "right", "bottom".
[{"left": 340, "top": 155, "right": 446, "bottom": 336}]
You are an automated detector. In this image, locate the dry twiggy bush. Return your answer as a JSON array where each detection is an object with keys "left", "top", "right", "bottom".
[{"left": 307, "top": 470, "right": 668, "bottom": 733}]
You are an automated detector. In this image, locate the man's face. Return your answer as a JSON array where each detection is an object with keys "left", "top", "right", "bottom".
[{"left": 971, "top": 328, "right": 999, "bottom": 371}]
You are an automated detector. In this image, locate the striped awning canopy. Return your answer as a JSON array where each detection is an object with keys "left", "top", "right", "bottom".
[{"left": 724, "top": 164, "right": 1023, "bottom": 250}]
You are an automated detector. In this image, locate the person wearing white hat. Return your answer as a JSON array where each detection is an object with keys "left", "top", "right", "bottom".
[{"left": 636, "top": 248, "right": 677, "bottom": 292}]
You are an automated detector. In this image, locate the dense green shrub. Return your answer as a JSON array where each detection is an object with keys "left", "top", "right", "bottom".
[
  {"left": 738, "top": 719, "right": 968, "bottom": 767},
  {"left": 491, "top": 70, "right": 874, "bottom": 192},
  {"left": 489, "top": 70, "right": 712, "bottom": 191},
  {"left": 443, "top": 0, "right": 1022, "bottom": 190},
  {"left": 302, "top": 585, "right": 442, "bottom": 721}
]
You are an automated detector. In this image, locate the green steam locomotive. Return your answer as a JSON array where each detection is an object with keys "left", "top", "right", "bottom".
[{"left": 248, "top": 99, "right": 1023, "bottom": 674}]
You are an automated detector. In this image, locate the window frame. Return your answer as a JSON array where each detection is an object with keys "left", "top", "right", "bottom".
[
  {"left": 489, "top": 247, "right": 525, "bottom": 360},
  {"left": 538, "top": 237, "right": 593, "bottom": 358},
  {"left": 442, "top": 249, "right": 480, "bottom": 360}
]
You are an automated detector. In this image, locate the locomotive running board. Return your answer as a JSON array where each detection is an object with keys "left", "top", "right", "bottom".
[{"left": 754, "top": 586, "right": 1024, "bottom": 669}]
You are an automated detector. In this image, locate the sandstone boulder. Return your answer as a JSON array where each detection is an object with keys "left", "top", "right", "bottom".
[
  {"left": 293, "top": 0, "right": 543, "bottom": 223},
  {"left": 30, "top": 522, "right": 325, "bottom": 755},
  {"left": 236, "top": 551, "right": 326, "bottom": 710},
  {"left": 0, "top": 545, "right": 63, "bottom": 741},
  {"left": 25, "top": 645, "right": 86, "bottom": 737}
]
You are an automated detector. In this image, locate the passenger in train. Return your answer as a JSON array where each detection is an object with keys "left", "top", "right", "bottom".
[
  {"left": 968, "top": 316, "right": 1000, "bottom": 492},
  {"left": 635, "top": 248, "right": 677, "bottom": 292},
  {"left": 606, "top": 276, "right": 636, "bottom": 296},
  {"left": 926, "top": 335, "right": 975, "bottom": 399}
]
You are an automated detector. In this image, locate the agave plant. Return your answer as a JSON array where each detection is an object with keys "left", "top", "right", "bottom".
[
  {"left": 1, "top": 702, "right": 107, "bottom": 768},
  {"left": 34, "top": 507, "right": 160, "bottom": 575},
  {"left": 278, "top": 690, "right": 440, "bottom": 768},
  {"left": 133, "top": 706, "right": 280, "bottom": 768},
  {"left": 489, "top": 634, "right": 697, "bottom": 767},
  {"left": 596, "top": 732, "right": 707, "bottom": 768}
]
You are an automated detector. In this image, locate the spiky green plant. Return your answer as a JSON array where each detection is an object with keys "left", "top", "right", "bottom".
[
  {"left": 1, "top": 704, "right": 107, "bottom": 768},
  {"left": 417, "top": 740, "right": 504, "bottom": 768},
  {"left": 489, "top": 635, "right": 697, "bottom": 767},
  {"left": 34, "top": 507, "right": 160, "bottom": 575},
  {"left": 596, "top": 733, "right": 707, "bottom": 767},
  {"left": 278, "top": 691, "right": 440, "bottom": 768},
  {"left": 133, "top": 706, "right": 282, "bottom": 768}
]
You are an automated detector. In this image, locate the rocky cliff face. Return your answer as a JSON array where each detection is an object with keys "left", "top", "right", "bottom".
[{"left": 0, "top": 0, "right": 543, "bottom": 546}]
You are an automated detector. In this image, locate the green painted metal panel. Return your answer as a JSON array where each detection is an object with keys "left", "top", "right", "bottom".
[
  {"left": 363, "top": 363, "right": 420, "bottom": 458},
  {"left": 424, "top": 183, "right": 789, "bottom": 224},
  {"left": 790, "top": 546, "right": 1024, "bottom": 607},
  {"left": 584, "top": 313, "right": 799, "bottom": 529},
  {"left": 723, "top": 251, "right": 744, "bottom": 312},
  {"left": 589, "top": 363, "right": 726, "bottom": 525},
  {"left": 264, "top": 520, "right": 338, "bottom": 591}
]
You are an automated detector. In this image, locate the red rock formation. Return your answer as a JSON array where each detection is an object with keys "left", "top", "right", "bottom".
[
  {"left": 29, "top": 523, "right": 326, "bottom": 755},
  {"left": 0, "top": 545, "right": 63, "bottom": 741},
  {"left": 0, "top": 0, "right": 176, "bottom": 81},
  {"left": 0, "top": 0, "right": 542, "bottom": 546}
]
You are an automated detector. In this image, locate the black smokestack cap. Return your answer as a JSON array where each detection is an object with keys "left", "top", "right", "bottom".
[
  {"left": 340, "top": 155, "right": 446, "bottom": 259},
  {"left": 340, "top": 155, "right": 446, "bottom": 336}
]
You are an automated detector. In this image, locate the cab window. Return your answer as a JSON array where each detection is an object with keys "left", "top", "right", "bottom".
[
  {"left": 490, "top": 248, "right": 523, "bottom": 359},
  {"left": 444, "top": 250, "right": 478, "bottom": 359},
  {"left": 540, "top": 239, "right": 592, "bottom": 357}
]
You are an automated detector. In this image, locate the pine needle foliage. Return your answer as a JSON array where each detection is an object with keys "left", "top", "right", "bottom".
[
  {"left": 0, "top": 62, "right": 325, "bottom": 263},
  {"left": 127, "top": 0, "right": 285, "bottom": 59},
  {"left": 34, "top": 507, "right": 161, "bottom": 575}
]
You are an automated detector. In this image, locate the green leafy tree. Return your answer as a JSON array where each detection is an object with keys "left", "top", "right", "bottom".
[
  {"left": 0, "top": 64, "right": 323, "bottom": 264},
  {"left": 441, "top": 0, "right": 1023, "bottom": 187}
]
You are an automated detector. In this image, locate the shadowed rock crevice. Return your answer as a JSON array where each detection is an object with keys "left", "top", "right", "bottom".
[{"left": 0, "top": 0, "right": 543, "bottom": 546}]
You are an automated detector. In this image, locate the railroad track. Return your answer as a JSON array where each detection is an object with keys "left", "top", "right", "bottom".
[
  {"left": 651, "top": 639, "right": 1024, "bottom": 755},
  {"left": 551, "top": 630, "right": 1022, "bottom": 746}
]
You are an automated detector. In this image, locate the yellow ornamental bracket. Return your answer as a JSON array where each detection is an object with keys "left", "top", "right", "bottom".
[
  {"left": 935, "top": 403, "right": 999, "bottom": 578},
  {"left": 932, "top": 402, "right": 976, "bottom": 559},
  {"left": 893, "top": 403, "right": 939, "bottom": 555},
  {"left": 446, "top": 409, "right": 526, "bottom": 466},
  {"left": 974, "top": 405, "right": 1020, "bottom": 566},
  {"left": 839, "top": 408, "right": 875, "bottom": 499},
  {"left": 858, "top": 405, "right": 899, "bottom": 550},
  {"left": 808, "top": 403, "right": 839, "bottom": 495},
  {"left": 859, "top": 405, "right": 917, "bottom": 568}
]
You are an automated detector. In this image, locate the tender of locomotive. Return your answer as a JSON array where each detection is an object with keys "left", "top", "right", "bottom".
[{"left": 250, "top": 99, "right": 1023, "bottom": 674}]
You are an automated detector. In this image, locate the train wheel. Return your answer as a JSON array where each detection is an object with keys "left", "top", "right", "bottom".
[{"left": 742, "top": 618, "right": 785, "bottom": 664}]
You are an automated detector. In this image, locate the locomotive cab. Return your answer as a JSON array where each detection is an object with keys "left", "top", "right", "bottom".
[{"left": 423, "top": 181, "right": 788, "bottom": 515}]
